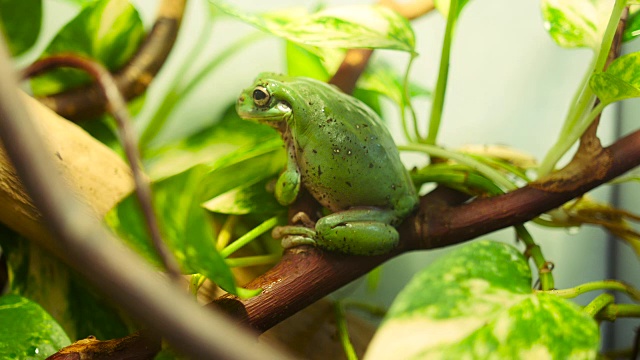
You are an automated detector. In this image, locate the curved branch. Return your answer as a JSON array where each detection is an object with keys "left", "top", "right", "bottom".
[
  {"left": 213, "top": 129, "right": 640, "bottom": 332},
  {"left": 35, "top": 0, "right": 186, "bottom": 120}
]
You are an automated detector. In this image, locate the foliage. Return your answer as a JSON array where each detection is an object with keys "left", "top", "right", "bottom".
[{"left": 0, "top": 0, "right": 639, "bottom": 358}]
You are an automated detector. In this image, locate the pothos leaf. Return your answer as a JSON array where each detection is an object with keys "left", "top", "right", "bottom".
[
  {"left": 30, "top": 0, "right": 145, "bottom": 96},
  {"left": 590, "top": 51, "right": 640, "bottom": 104},
  {"left": 540, "top": 0, "right": 614, "bottom": 49},
  {"left": 623, "top": 7, "right": 640, "bottom": 42},
  {"left": 365, "top": 241, "right": 599, "bottom": 360},
  {"left": 211, "top": 1, "right": 416, "bottom": 54},
  {"left": 0, "top": 0, "right": 42, "bottom": 56},
  {"left": 0, "top": 295, "right": 71, "bottom": 359}
]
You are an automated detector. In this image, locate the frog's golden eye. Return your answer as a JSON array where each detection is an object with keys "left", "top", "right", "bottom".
[{"left": 253, "top": 86, "right": 270, "bottom": 106}]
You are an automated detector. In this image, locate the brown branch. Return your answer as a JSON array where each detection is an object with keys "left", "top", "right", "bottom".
[
  {"left": 35, "top": 0, "right": 186, "bottom": 121},
  {"left": 47, "top": 332, "right": 160, "bottom": 360},
  {"left": 212, "top": 128, "right": 640, "bottom": 332},
  {"left": 23, "top": 55, "right": 183, "bottom": 281}
]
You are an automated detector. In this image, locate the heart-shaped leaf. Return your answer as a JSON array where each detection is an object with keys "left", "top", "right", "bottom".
[
  {"left": 211, "top": 1, "right": 415, "bottom": 54},
  {"left": 365, "top": 241, "right": 599, "bottom": 359},
  {"left": 590, "top": 51, "right": 640, "bottom": 104},
  {"left": 0, "top": 295, "right": 71, "bottom": 359},
  {"left": 30, "top": 0, "right": 144, "bottom": 96},
  {"left": 541, "top": 0, "right": 614, "bottom": 49}
]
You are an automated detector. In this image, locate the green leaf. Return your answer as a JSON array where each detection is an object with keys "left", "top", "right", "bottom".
[
  {"left": 144, "top": 104, "right": 279, "bottom": 181},
  {"left": 106, "top": 165, "right": 238, "bottom": 293},
  {"left": 623, "top": 8, "right": 640, "bottom": 42},
  {"left": 30, "top": 0, "right": 145, "bottom": 96},
  {"left": 541, "top": 0, "right": 614, "bottom": 49},
  {"left": 590, "top": 51, "right": 640, "bottom": 104},
  {"left": 203, "top": 178, "right": 284, "bottom": 215},
  {"left": 285, "top": 41, "right": 331, "bottom": 81},
  {"left": 0, "top": 0, "right": 42, "bottom": 56},
  {"left": 107, "top": 138, "right": 286, "bottom": 295},
  {"left": 366, "top": 241, "right": 599, "bottom": 359},
  {"left": 211, "top": 1, "right": 416, "bottom": 53},
  {"left": 434, "top": 0, "right": 471, "bottom": 18},
  {"left": 0, "top": 227, "right": 131, "bottom": 340},
  {"left": 0, "top": 294, "right": 71, "bottom": 359}
]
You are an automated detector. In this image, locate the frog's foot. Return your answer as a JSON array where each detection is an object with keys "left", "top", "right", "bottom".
[
  {"left": 272, "top": 225, "right": 317, "bottom": 249},
  {"left": 291, "top": 212, "right": 316, "bottom": 227}
]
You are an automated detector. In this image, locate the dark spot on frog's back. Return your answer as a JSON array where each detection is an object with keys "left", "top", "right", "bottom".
[
  {"left": 369, "top": 163, "right": 374, "bottom": 168},
  {"left": 346, "top": 181, "right": 352, "bottom": 187},
  {"left": 327, "top": 118, "right": 334, "bottom": 123}
]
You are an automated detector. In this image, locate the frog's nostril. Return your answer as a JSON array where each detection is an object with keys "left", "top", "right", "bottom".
[{"left": 238, "top": 95, "right": 245, "bottom": 102}]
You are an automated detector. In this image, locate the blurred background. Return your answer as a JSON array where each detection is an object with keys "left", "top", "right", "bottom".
[{"left": 19, "top": 0, "right": 640, "bottom": 351}]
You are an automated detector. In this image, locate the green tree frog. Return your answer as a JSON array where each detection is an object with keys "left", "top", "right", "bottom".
[{"left": 236, "top": 73, "right": 418, "bottom": 255}]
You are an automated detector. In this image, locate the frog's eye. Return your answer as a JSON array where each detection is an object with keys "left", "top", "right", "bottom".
[{"left": 252, "top": 86, "right": 270, "bottom": 106}]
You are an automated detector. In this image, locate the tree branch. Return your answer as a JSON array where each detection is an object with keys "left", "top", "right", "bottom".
[
  {"left": 212, "top": 127, "right": 640, "bottom": 332},
  {"left": 35, "top": 0, "right": 187, "bottom": 121}
]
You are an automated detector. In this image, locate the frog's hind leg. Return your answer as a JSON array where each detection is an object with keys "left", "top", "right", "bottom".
[{"left": 315, "top": 208, "right": 399, "bottom": 256}]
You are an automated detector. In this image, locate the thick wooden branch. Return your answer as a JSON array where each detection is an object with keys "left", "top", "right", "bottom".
[
  {"left": 35, "top": 0, "right": 186, "bottom": 120},
  {"left": 213, "top": 129, "right": 640, "bottom": 332},
  {"left": 0, "top": 93, "right": 134, "bottom": 249}
]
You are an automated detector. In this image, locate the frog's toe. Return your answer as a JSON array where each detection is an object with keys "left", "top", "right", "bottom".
[
  {"left": 281, "top": 235, "right": 317, "bottom": 249},
  {"left": 272, "top": 225, "right": 316, "bottom": 239}
]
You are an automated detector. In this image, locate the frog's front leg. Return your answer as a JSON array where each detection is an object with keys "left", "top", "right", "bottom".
[{"left": 275, "top": 135, "right": 300, "bottom": 206}]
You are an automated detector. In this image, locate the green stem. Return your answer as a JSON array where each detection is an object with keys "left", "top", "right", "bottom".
[
  {"left": 401, "top": 55, "right": 421, "bottom": 142},
  {"left": 225, "top": 254, "right": 281, "bottom": 267},
  {"left": 216, "top": 215, "right": 239, "bottom": 250},
  {"left": 538, "top": 100, "right": 606, "bottom": 176},
  {"left": 334, "top": 301, "right": 358, "bottom": 360},
  {"left": 189, "top": 273, "right": 207, "bottom": 297},
  {"left": 516, "top": 224, "right": 554, "bottom": 291},
  {"left": 219, "top": 216, "right": 280, "bottom": 258},
  {"left": 538, "top": 0, "right": 626, "bottom": 176},
  {"left": 596, "top": 304, "right": 640, "bottom": 321},
  {"left": 594, "top": 0, "right": 627, "bottom": 73},
  {"left": 399, "top": 144, "right": 516, "bottom": 191},
  {"left": 543, "top": 280, "right": 640, "bottom": 301},
  {"left": 583, "top": 293, "right": 615, "bottom": 317},
  {"left": 425, "top": 0, "right": 459, "bottom": 145}
]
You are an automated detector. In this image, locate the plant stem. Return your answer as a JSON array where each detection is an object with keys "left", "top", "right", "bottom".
[
  {"left": 543, "top": 280, "right": 640, "bottom": 301},
  {"left": 334, "top": 301, "right": 358, "bottom": 360},
  {"left": 226, "top": 254, "right": 281, "bottom": 267},
  {"left": 219, "top": 216, "right": 280, "bottom": 258},
  {"left": 401, "top": 54, "right": 420, "bottom": 142},
  {"left": 425, "top": 0, "right": 459, "bottom": 145},
  {"left": 584, "top": 293, "right": 615, "bottom": 317},
  {"left": 399, "top": 144, "right": 516, "bottom": 191},
  {"left": 538, "top": 0, "right": 626, "bottom": 176},
  {"left": 516, "top": 224, "right": 554, "bottom": 291},
  {"left": 596, "top": 303, "right": 640, "bottom": 321},
  {"left": 216, "top": 215, "right": 238, "bottom": 250}
]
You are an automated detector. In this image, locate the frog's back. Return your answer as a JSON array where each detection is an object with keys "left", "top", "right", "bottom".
[{"left": 289, "top": 78, "right": 418, "bottom": 218}]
